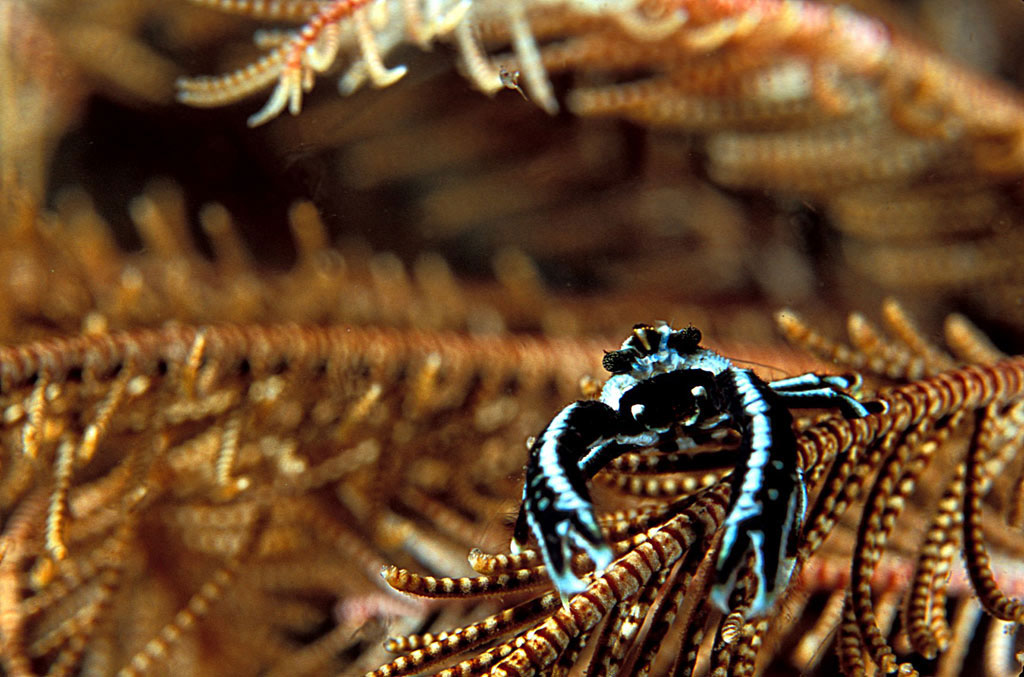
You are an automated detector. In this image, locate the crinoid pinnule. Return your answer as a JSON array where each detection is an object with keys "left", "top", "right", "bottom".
[{"left": 374, "top": 305, "right": 1024, "bottom": 676}]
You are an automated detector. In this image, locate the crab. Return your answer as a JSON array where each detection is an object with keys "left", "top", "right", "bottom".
[{"left": 512, "top": 322, "right": 885, "bottom": 615}]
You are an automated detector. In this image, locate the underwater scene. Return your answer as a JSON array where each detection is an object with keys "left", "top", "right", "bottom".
[{"left": 1, "top": 0, "right": 1024, "bottom": 674}]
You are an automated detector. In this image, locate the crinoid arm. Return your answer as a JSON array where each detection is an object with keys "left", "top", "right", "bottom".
[
  {"left": 178, "top": 0, "right": 407, "bottom": 126},
  {"left": 374, "top": 307, "right": 1024, "bottom": 676},
  {"left": 178, "top": 0, "right": 563, "bottom": 125}
]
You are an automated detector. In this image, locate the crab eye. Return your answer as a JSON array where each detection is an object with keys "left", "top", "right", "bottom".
[
  {"left": 602, "top": 349, "right": 637, "bottom": 374},
  {"left": 667, "top": 326, "right": 702, "bottom": 354}
]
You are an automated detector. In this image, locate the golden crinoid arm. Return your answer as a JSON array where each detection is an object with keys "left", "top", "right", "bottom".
[
  {"left": 373, "top": 305, "right": 1024, "bottom": 677},
  {"left": 172, "top": 0, "right": 1024, "bottom": 325},
  {"left": 0, "top": 323, "right": 614, "bottom": 676},
  {"left": 169, "top": 1, "right": 1024, "bottom": 338},
  {"left": 177, "top": 0, "right": 1024, "bottom": 178}
]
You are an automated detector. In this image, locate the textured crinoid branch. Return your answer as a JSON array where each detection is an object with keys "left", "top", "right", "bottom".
[
  {"left": 177, "top": 0, "right": 478, "bottom": 126},
  {"left": 776, "top": 302, "right": 1024, "bottom": 675},
  {"left": 374, "top": 303, "right": 1024, "bottom": 676},
  {"left": 4, "top": 177, "right": 769, "bottom": 345},
  {"left": 0, "top": 323, "right": 614, "bottom": 675},
  {"left": 178, "top": 0, "right": 1024, "bottom": 171}
]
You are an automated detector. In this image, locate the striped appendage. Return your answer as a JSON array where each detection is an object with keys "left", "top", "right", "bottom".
[
  {"left": 796, "top": 360, "right": 1024, "bottom": 561},
  {"left": 370, "top": 307, "right": 1024, "bottom": 676},
  {"left": 370, "top": 593, "right": 561, "bottom": 676},
  {"left": 176, "top": 48, "right": 287, "bottom": 110},
  {"left": 0, "top": 320, "right": 611, "bottom": 677},
  {"left": 792, "top": 359, "right": 1024, "bottom": 673},
  {"left": 604, "top": 445, "right": 740, "bottom": 474},
  {"left": 372, "top": 483, "right": 728, "bottom": 677},
  {"left": 963, "top": 403, "right": 1024, "bottom": 623},
  {"left": 845, "top": 415, "right": 954, "bottom": 674},
  {"left": 903, "top": 463, "right": 965, "bottom": 658},
  {"left": 514, "top": 400, "right": 619, "bottom": 597},
  {"left": 116, "top": 564, "right": 242, "bottom": 677},
  {"left": 710, "top": 367, "right": 808, "bottom": 616},
  {"left": 185, "top": 0, "right": 324, "bottom": 19},
  {"left": 467, "top": 548, "right": 541, "bottom": 575},
  {"left": 595, "top": 469, "right": 727, "bottom": 498},
  {"left": 489, "top": 486, "right": 728, "bottom": 677},
  {"left": 178, "top": 0, "right": 400, "bottom": 126},
  {"left": 382, "top": 564, "right": 551, "bottom": 598}
]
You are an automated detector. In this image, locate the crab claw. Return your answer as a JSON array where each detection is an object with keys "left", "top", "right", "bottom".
[{"left": 517, "top": 400, "right": 620, "bottom": 597}]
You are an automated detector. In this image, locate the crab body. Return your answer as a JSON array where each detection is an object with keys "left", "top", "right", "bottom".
[{"left": 513, "top": 323, "right": 884, "bottom": 615}]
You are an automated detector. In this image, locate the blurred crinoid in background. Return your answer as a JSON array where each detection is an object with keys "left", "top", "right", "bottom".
[
  {"left": 172, "top": 0, "right": 1024, "bottom": 340},
  {"left": 1, "top": 0, "right": 1024, "bottom": 676},
  {"left": 3, "top": 0, "right": 1021, "bottom": 339}
]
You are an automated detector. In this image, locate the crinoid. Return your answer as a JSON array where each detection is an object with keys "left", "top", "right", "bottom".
[
  {"left": 177, "top": 0, "right": 1024, "bottom": 182},
  {"left": 373, "top": 301, "right": 1024, "bottom": 676},
  {"left": 174, "top": 0, "right": 954, "bottom": 125},
  {"left": 0, "top": 176, "right": 759, "bottom": 343},
  {"left": 174, "top": 0, "right": 1024, "bottom": 339},
  {"left": 0, "top": 323, "right": 614, "bottom": 675}
]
